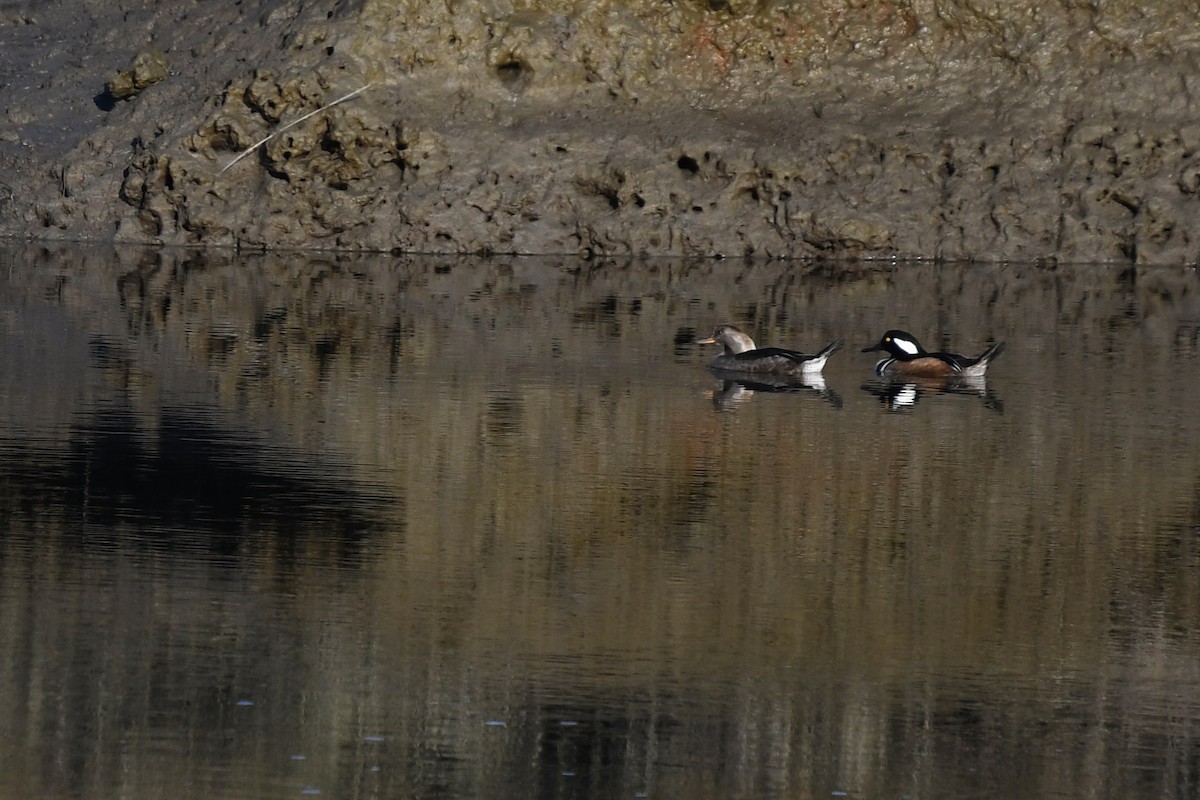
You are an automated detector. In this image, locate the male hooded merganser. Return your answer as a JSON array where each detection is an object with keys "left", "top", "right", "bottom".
[
  {"left": 696, "top": 324, "right": 843, "bottom": 376},
  {"left": 861, "top": 329, "right": 1005, "bottom": 378}
]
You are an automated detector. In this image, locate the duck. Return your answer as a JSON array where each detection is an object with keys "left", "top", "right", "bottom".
[
  {"left": 696, "top": 324, "right": 843, "bottom": 376},
  {"left": 861, "top": 329, "right": 1005, "bottom": 378}
]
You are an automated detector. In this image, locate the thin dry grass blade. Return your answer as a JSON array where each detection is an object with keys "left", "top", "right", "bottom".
[{"left": 218, "top": 82, "right": 374, "bottom": 175}]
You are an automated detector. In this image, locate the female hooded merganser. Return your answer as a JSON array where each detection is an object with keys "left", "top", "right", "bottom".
[
  {"left": 696, "top": 324, "right": 843, "bottom": 376},
  {"left": 861, "top": 329, "right": 1005, "bottom": 378}
]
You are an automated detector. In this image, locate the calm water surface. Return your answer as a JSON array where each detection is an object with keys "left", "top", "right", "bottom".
[{"left": 1, "top": 244, "right": 1199, "bottom": 799}]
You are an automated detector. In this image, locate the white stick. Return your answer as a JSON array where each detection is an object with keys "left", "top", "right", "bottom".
[{"left": 218, "top": 82, "right": 375, "bottom": 174}]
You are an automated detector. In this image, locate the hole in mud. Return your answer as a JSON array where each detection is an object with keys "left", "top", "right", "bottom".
[
  {"left": 326, "top": 46, "right": 334, "bottom": 56},
  {"left": 495, "top": 59, "right": 530, "bottom": 88},
  {"left": 677, "top": 155, "right": 700, "bottom": 174}
]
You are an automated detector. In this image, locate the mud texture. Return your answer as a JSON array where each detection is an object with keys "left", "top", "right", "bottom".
[{"left": 3, "top": 0, "right": 1200, "bottom": 263}]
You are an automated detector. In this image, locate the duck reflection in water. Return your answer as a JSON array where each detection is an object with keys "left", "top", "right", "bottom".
[
  {"left": 860, "top": 374, "right": 1004, "bottom": 413},
  {"left": 859, "top": 329, "right": 1006, "bottom": 412},
  {"left": 708, "top": 373, "right": 842, "bottom": 411},
  {"left": 695, "top": 324, "right": 844, "bottom": 410}
]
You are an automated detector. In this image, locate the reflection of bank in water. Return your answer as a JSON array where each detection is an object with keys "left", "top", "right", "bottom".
[{"left": 861, "top": 374, "right": 1004, "bottom": 413}]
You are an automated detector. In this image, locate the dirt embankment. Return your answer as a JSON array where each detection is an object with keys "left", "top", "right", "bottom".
[{"left": 3, "top": 0, "right": 1200, "bottom": 263}]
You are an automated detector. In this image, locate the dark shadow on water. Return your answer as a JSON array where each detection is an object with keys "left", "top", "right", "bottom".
[{"left": 0, "top": 403, "right": 395, "bottom": 568}]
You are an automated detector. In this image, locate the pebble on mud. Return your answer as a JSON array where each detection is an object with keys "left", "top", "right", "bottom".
[{"left": 106, "top": 48, "right": 169, "bottom": 100}]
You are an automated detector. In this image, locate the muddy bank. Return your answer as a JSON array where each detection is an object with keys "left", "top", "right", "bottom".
[{"left": 3, "top": 1, "right": 1200, "bottom": 263}]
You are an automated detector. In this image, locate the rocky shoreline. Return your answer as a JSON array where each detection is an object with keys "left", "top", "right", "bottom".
[{"left": 3, "top": 0, "right": 1200, "bottom": 263}]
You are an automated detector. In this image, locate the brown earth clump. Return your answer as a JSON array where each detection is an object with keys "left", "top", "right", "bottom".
[{"left": 3, "top": 0, "right": 1200, "bottom": 262}]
